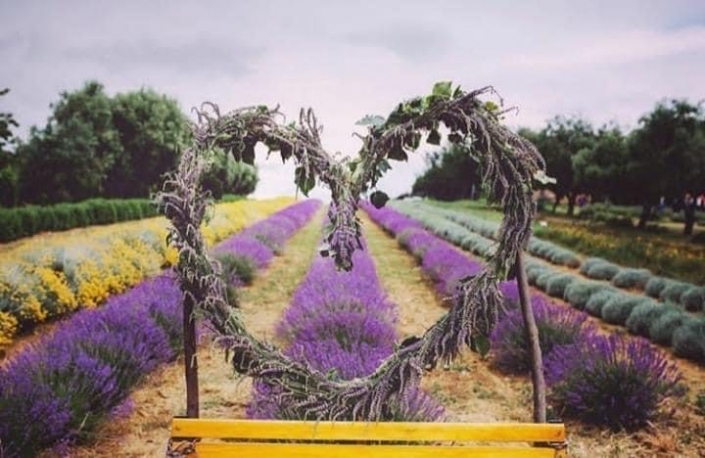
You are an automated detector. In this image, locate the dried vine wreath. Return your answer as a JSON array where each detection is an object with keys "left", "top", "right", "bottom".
[{"left": 158, "top": 82, "right": 546, "bottom": 421}]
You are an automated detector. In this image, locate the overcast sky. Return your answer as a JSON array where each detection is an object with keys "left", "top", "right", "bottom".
[{"left": 2, "top": 0, "right": 704, "bottom": 200}]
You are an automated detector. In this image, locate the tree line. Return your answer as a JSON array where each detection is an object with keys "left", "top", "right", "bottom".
[
  {"left": 413, "top": 99, "right": 705, "bottom": 227},
  {"left": 0, "top": 81, "right": 258, "bottom": 208}
]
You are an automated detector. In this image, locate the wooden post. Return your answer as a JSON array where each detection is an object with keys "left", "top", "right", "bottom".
[
  {"left": 183, "top": 294, "right": 199, "bottom": 418},
  {"left": 515, "top": 251, "right": 546, "bottom": 423}
]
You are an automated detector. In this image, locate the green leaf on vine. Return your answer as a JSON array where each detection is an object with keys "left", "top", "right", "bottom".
[
  {"left": 370, "top": 190, "right": 390, "bottom": 209},
  {"left": 473, "top": 335, "right": 491, "bottom": 358},
  {"left": 294, "top": 166, "right": 316, "bottom": 196},
  {"left": 427, "top": 129, "right": 441, "bottom": 145},
  {"left": 279, "top": 143, "right": 293, "bottom": 162},
  {"left": 387, "top": 142, "right": 408, "bottom": 161},
  {"left": 432, "top": 81, "right": 453, "bottom": 99},
  {"left": 448, "top": 132, "right": 464, "bottom": 144},
  {"left": 241, "top": 143, "right": 255, "bottom": 164},
  {"left": 404, "top": 132, "right": 421, "bottom": 151},
  {"left": 355, "top": 114, "right": 386, "bottom": 128}
]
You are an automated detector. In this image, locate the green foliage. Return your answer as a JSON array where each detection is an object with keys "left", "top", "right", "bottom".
[
  {"left": 601, "top": 295, "right": 651, "bottom": 326},
  {"left": 18, "top": 81, "right": 122, "bottom": 204},
  {"left": 563, "top": 280, "right": 608, "bottom": 310},
  {"left": 215, "top": 252, "right": 256, "bottom": 286},
  {"left": 626, "top": 100, "right": 705, "bottom": 206},
  {"left": 201, "top": 149, "right": 259, "bottom": 199},
  {"left": 659, "top": 281, "right": 691, "bottom": 304},
  {"left": 611, "top": 268, "right": 652, "bottom": 290},
  {"left": 0, "top": 197, "right": 157, "bottom": 242},
  {"left": 581, "top": 257, "right": 620, "bottom": 281},
  {"left": 681, "top": 287, "right": 705, "bottom": 312},
  {"left": 585, "top": 290, "right": 618, "bottom": 317},
  {"left": 13, "top": 81, "right": 190, "bottom": 205},
  {"left": 106, "top": 88, "right": 191, "bottom": 198},
  {"left": 519, "top": 117, "right": 595, "bottom": 215},
  {"left": 572, "top": 125, "right": 629, "bottom": 203},
  {"left": 649, "top": 309, "right": 692, "bottom": 346},
  {"left": 411, "top": 143, "right": 481, "bottom": 201},
  {"left": 625, "top": 301, "right": 664, "bottom": 337},
  {"left": 369, "top": 191, "right": 390, "bottom": 209},
  {"left": 545, "top": 273, "right": 577, "bottom": 298},
  {"left": 672, "top": 319, "right": 705, "bottom": 364},
  {"left": 696, "top": 391, "right": 705, "bottom": 416},
  {"left": 645, "top": 276, "right": 668, "bottom": 298}
]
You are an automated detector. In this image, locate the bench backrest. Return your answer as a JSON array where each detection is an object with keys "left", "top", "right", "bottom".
[{"left": 169, "top": 419, "right": 568, "bottom": 457}]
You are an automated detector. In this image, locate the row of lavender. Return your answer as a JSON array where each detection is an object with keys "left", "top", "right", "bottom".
[
  {"left": 248, "top": 215, "right": 444, "bottom": 421},
  {"left": 0, "top": 199, "right": 321, "bottom": 458},
  {"left": 389, "top": 201, "right": 705, "bottom": 366},
  {"left": 362, "top": 202, "right": 684, "bottom": 431}
]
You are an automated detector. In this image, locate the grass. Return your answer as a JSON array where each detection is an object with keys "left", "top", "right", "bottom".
[{"left": 426, "top": 199, "right": 705, "bottom": 285}]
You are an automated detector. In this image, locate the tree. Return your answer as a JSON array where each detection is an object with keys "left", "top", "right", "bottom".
[
  {"left": 572, "top": 124, "right": 628, "bottom": 204},
  {"left": 17, "top": 81, "right": 123, "bottom": 204},
  {"left": 627, "top": 100, "right": 705, "bottom": 228},
  {"left": 522, "top": 117, "right": 595, "bottom": 215},
  {"left": 412, "top": 143, "right": 482, "bottom": 200},
  {"left": 0, "top": 88, "right": 20, "bottom": 206},
  {"left": 200, "top": 148, "right": 259, "bottom": 199},
  {"left": 14, "top": 82, "right": 191, "bottom": 204},
  {"left": 106, "top": 89, "right": 191, "bottom": 198}
]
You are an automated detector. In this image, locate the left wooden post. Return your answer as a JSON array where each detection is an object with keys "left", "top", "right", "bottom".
[{"left": 183, "top": 293, "right": 199, "bottom": 418}]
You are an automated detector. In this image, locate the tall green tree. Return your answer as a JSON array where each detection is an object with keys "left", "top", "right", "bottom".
[
  {"left": 412, "top": 143, "right": 481, "bottom": 200},
  {"left": 106, "top": 89, "right": 191, "bottom": 198},
  {"left": 572, "top": 124, "right": 628, "bottom": 203},
  {"left": 627, "top": 99, "right": 705, "bottom": 228},
  {"left": 0, "top": 88, "right": 20, "bottom": 206},
  {"left": 522, "top": 117, "right": 595, "bottom": 215},
  {"left": 15, "top": 82, "right": 192, "bottom": 204},
  {"left": 18, "top": 81, "right": 122, "bottom": 204}
]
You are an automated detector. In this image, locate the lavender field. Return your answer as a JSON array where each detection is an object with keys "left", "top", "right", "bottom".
[{"left": 1, "top": 199, "right": 704, "bottom": 457}]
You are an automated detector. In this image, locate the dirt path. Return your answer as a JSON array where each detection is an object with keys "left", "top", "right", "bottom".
[{"left": 61, "top": 210, "right": 324, "bottom": 458}]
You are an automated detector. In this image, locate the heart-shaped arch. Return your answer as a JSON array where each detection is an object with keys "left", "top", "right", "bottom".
[{"left": 158, "top": 82, "right": 545, "bottom": 421}]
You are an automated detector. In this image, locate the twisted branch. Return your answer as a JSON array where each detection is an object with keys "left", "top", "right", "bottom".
[{"left": 157, "top": 82, "right": 544, "bottom": 420}]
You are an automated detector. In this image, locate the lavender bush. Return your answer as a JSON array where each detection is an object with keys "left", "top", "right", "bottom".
[
  {"left": 490, "top": 297, "right": 592, "bottom": 375},
  {"left": 252, "top": 215, "right": 443, "bottom": 422},
  {"left": 0, "top": 274, "right": 181, "bottom": 457},
  {"left": 544, "top": 334, "right": 683, "bottom": 431}
]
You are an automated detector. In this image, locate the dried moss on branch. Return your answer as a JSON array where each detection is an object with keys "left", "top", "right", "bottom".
[{"left": 158, "top": 82, "right": 545, "bottom": 421}]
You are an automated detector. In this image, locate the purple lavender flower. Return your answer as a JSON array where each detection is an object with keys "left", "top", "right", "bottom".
[
  {"left": 544, "top": 334, "right": 684, "bottom": 430},
  {"left": 490, "top": 297, "right": 593, "bottom": 375},
  {"left": 249, "top": 209, "right": 443, "bottom": 421}
]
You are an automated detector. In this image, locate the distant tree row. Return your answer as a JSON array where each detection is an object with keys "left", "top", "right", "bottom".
[
  {"left": 0, "top": 82, "right": 258, "bottom": 207},
  {"left": 413, "top": 99, "right": 705, "bottom": 227}
]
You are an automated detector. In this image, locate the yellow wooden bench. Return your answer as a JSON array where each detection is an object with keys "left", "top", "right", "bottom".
[{"left": 169, "top": 418, "right": 568, "bottom": 457}]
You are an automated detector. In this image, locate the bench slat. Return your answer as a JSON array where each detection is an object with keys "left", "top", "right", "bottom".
[
  {"left": 193, "top": 442, "right": 561, "bottom": 457},
  {"left": 172, "top": 419, "right": 565, "bottom": 442}
]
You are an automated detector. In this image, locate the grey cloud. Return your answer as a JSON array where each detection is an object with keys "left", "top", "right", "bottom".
[
  {"left": 63, "top": 38, "right": 264, "bottom": 77},
  {"left": 345, "top": 24, "right": 447, "bottom": 62}
]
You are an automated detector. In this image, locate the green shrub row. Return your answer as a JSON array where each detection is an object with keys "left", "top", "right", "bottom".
[
  {"left": 399, "top": 202, "right": 583, "bottom": 268},
  {"left": 0, "top": 198, "right": 159, "bottom": 243},
  {"left": 644, "top": 276, "right": 705, "bottom": 312},
  {"left": 580, "top": 257, "right": 621, "bottom": 281},
  {"left": 390, "top": 200, "right": 705, "bottom": 365}
]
